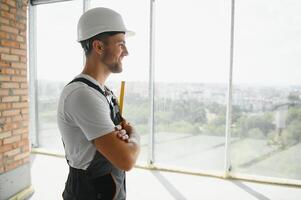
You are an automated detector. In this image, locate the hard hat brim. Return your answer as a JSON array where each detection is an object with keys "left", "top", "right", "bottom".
[
  {"left": 125, "top": 30, "right": 135, "bottom": 37},
  {"left": 77, "top": 30, "right": 135, "bottom": 42}
]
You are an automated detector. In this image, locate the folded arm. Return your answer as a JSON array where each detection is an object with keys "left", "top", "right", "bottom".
[{"left": 93, "top": 122, "right": 140, "bottom": 171}]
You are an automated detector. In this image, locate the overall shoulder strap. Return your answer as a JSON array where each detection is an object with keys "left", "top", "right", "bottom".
[
  {"left": 68, "top": 77, "right": 123, "bottom": 125},
  {"left": 68, "top": 77, "right": 106, "bottom": 96}
]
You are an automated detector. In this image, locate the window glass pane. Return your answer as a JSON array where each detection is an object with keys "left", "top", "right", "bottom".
[
  {"left": 37, "top": 0, "right": 83, "bottom": 153},
  {"left": 154, "top": 0, "right": 231, "bottom": 171},
  {"left": 90, "top": 0, "right": 150, "bottom": 164},
  {"left": 231, "top": 0, "right": 301, "bottom": 180}
]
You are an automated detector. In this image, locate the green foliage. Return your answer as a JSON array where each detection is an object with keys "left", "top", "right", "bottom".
[
  {"left": 155, "top": 120, "right": 200, "bottom": 134},
  {"left": 247, "top": 128, "right": 264, "bottom": 139},
  {"left": 169, "top": 98, "right": 207, "bottom": 124},
  {"left": 206, "top": 102, "right": 226, "bottom": 115},
  {"left": 38, "top": 80, "right": 301, "bottom": 145},
  {"left": 234, "top": 113, "right": 274, "bottom": 138},
  {"left": 286, "top": 119, "right": 301, "bottom": 142},
  {"left": 203, "top": 124, "right": 226, "bottom": 136},
  {"left": 287, "top": 107, "right": 301, "bottom": 124}
]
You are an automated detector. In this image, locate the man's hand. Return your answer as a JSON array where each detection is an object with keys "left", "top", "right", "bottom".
[
  {"left": 120, "top": 120, "right": 134, "bottom": 135},
  {"left": 115, "top": 125, "right": 129, "bottom": 142},
  {"left": 121, "top": 120, "right": 140, "bottom": 144},
  {"left": 115, "top": 120, "right": 140, "bottom": 144},
  {"left": 94, "top": 123, "right": 141, "bottom": 171}
]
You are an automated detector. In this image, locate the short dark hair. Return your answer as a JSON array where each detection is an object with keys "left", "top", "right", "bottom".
[{"left": 80, "top": 31, "right": 125, "bottom": 56}]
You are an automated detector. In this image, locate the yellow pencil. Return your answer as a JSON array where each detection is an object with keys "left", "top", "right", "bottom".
[{"left": 119, "top": 81, "right": 125, "bottom": 116}]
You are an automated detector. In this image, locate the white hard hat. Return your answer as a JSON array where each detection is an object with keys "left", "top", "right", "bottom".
[{"left": 77, "top": 7, "right": 134, "bottom": 42}]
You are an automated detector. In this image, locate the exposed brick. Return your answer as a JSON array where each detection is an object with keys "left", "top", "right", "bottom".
[
  {"left": 0, "top": 102, "right": 11, "bottom": 110},
  {"left": 4, "top": 160, "right": 22, "bottom": 171},
  {"left": 20, "top": 56, "right": 26, "bottom": 63},
  {"left": 1, "top": 40, "right": 19, "bottom": 48},
  {"left": 0, "top": 89, "right": 9, "bottom": 96},
  {"left": 10, "top": 8, "right": 16, "bottom": 14},
  {"left": 3, "top": 135, "right": 21, "bottom": 144},
  {"left": 20, "top": 69, "right": 26, "bottom": 75},
  {"left": 14, "top": 151, "right": 29, "bottom": 160},
  {"left": 0, "top": 46, "right": 10, "bottom": 53},
  {"left": 2, "top": 109, "right": 20, "bottom": 116},
  {"left": 12, "top": 102, "right": 27, "bottom": 109},
  {"left": 1, "top": 82, "right": 19, "bottom": 88},
  {"left": 0, "top": 75, "right": 10, "bottom": 81},
  {"left": 20, "top": 83, "right": 27, "bottom": 88},
  {"left": 20, "top": 120, "right": 28, "bottom": 127},
  {"left": 17, "top": 10, "right": 26, "bottom": 18},
  {"left": 11, "top": 89, "right": 27, "bottom": 95},
  {"left": 1, "top": 95, "right": 19, "bottom": 102},
  {"left": 22, "top": 156, "right": 30, "bottom": 164},
  {"left": 0, "top": 143, "right": 12, "bottom": 153},
  {"left": 4, "top": 0, "right": 16, "bottom": 8},
  {"left": 1, "top": 117, "right": 12, "bottom": 123},
  {"left": 20, "top": 43, "right": 26, "bottom": 49},
  {"left": 14, "top": 114, "right": 27, "bottom": 122},
  {"left": 0, "top": 131, "right": 11, "bottom": 139},
  {"left": 0, "top": 68, "right": 15, "bottom": 74},
  {"left": 0, "top": 3, "right": 10, "bottom": 11},
  {"left": 11, "top": 76, "right": 26, "bottom": 82},
  {"left": 19, "top": 31, "right": 25, "bottom": 37},
  {"left": 21, "top": 108, "right": 27, "bottom": 114},
  {"left": 0, "top": 24, "right": 18, "bottom": 34},
  {"left": 18, "top": 138, "right": 29, "bottom": 147},
  {"left": 14, "top": 69, "right": 21, "bottom": 75},
  {"left": 0, "top": 19, "right": 10, "bottom": 28},
  {"left": 22, "top": 3, "right": 28, "bottom": 10},
  {"left": 12, "top": 141, "right": 19, "bottom": 148},
  {"left": 0, "top": 30, "right": 10, "bottom": 39},
  {"left": 12, "top": 114, "right": 23, "bottom": 122},
  {"left": 1, "top": 53, "right": 19, "bottom": 61},
  {"left": 21, "top": 95, "right": 27, "bottom": 101},
  {"left": 21, "top": 133, "right": 28, "bottom": 140},
  {"left": 16, "top": 35, "right": 24, "bottom": 42},
  {"left": 0, "top": 61, "right": 11, "bottom": 67},
  {"left": 1, "top": 0, "right": 29, "bottom": 175},
  {"left": 3, "top": 122, "right": 19, "bottom": 131},
  {"left": 4, "top": 148, "right": 20, "bottom": 157},
  {"left": 19, "top": 17, "right": 26, "bottom": 24},
  {"left": 10, "top": 20, "right": 26, "bottom": 30},
  {"left": 11, "top": 48, "right": 26, "bottom": 56},
  {"left": 12, "top": 127, "right": 27, "bottom": 135},
  {"left": 11, "top": 62, "right": 26, "bottom": 69},
  {"left": 0, "top": 10, "right": 15, "bottom": 20}
]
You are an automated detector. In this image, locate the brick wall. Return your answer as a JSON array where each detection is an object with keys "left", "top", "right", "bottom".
[{"left": 0, "top": 0, "right": 29, "bottom": 174}]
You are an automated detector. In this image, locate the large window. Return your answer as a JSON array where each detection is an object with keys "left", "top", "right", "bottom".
[
  {"left": 31, "top": 0, "right": 301, "bottom": 184},
  {"left": 36, "top": 0, "right": 83, "bottom": 153},
  {"left": 154, "top": 0, "right": 230, "bottom": 171},
  {"left": 231, "top": 0, "right": 301, "bottom": 180}
]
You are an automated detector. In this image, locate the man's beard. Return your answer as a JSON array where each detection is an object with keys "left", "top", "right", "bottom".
[
  {"left": 102, "top": 51, "right": 123, "bottom": 73},
  {"left": 107, "top": 62, "right": 123, "bottom": 73}
]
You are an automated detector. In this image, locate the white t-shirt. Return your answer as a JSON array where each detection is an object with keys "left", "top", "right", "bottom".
[{"left": 57, "top": 74, "right": 115, "bottom": 169}]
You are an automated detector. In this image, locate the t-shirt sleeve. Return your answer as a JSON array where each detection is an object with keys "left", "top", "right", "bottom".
[{"left": 65, "top": 87, "right": 115, "bottom": 141}]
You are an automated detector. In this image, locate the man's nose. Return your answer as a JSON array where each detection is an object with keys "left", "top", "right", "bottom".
[{"left": 123, "top": 45, "right": 129, "bottom": 56}]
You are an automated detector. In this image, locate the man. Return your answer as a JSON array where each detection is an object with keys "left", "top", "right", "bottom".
[{"left": 57, "top": 7, "right": 140, "bottom": 200}]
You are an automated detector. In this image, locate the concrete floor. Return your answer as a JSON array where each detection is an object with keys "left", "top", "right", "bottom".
[{"left": 28, "top": 154, "right": 301, "bottom": 200}]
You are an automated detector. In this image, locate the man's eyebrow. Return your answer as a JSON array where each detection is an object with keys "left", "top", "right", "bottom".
[{"left": 118, "top": 39, "right": 126, "bottom": 44}]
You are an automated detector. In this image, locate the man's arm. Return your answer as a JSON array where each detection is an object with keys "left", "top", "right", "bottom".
[{"left": 93, "top": 123, "right": 140, "bottom": 171}]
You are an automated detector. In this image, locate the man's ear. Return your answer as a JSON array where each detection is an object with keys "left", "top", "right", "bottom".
[{"left": 92, "top": 40, "right": 104, "bottom": 54}]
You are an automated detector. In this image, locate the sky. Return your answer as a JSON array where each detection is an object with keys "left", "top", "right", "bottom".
[{"left": 36, "top": 0, "right": 301, "bottom": 85}]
